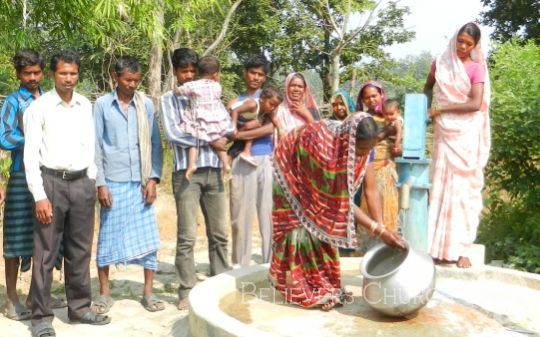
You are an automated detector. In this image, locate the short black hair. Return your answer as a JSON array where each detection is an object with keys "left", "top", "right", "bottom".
[
  {"left": 198, "top": 56, "right": 220, "bottom": 77},
  {"left": 114, "top": 56, "right": 141, "bottom": 75},
  {"left": 356, "top": 116, "right": 378, "bottom": 141},
  {"left": 13, "top": 49, "right": 45, "bottom": 72},
  {"left": 260, "top": 86, "right": 283, "bottom": 102},
  {"left": 458, "top": 22, "right": 481, "bottom": 45},
  {"left": 50, "top": 49, "right": 80, "bottom": 72},
  {"left": 172, "top": 48, "right": 199, "bottom": 69},
  {"left": 244, "top": 55, "right": 269, "bottom": 74},
  {"left": 383, "top": 99, "right": 399, "bottom": 110}
]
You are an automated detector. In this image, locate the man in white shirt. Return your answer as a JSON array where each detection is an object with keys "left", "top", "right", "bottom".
[{"left": 24, "top": 50, "right": 111, "bottom": 337}]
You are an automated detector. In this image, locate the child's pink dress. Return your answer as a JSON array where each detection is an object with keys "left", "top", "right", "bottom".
[{"left": 177, "top": 79, "right": 233, "bottom": 142}]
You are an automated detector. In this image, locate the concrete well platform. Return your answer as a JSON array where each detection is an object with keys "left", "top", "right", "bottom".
[{"left": 188, "top": 258, "right": 540, "bottom": 337}]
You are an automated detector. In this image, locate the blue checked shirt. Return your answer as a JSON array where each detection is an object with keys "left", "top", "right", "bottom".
[
  {"left": 160, "top": 90, "right": 221, "bottom": 171},
  {"left": 0, "top": 86, "right": 43, "bottom": 172}
]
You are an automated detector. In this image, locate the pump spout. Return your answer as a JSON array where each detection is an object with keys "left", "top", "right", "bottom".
[{"left": 400, "top": 177, "right": 415, "bottom": 210}]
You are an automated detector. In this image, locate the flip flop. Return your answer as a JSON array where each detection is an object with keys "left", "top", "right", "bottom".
[
  {"left": 20, "top": 257, "right": 32, "bottom": 273},
  {"left": 141, "top": 294, "right": 165, "bottom": 312},
  {"left": 70, "top": 311, "right": 111, "bottom": 325},
  {"left": 32, "top": 322, "right": 56, "bottom": 337},
  {"left": 91, "top": 295, "right": 114, "bottom": 314},
  {"left": 4, "top": 302, "right": 31, "bottom": 321}
]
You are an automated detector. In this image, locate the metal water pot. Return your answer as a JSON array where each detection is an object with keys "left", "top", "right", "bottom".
[{"left": 359, "top": 243, "right": 435, "bottom": 317}]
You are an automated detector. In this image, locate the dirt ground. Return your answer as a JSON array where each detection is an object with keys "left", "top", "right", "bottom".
[{"left": 0, "top": 185, "right": 262, "bottom": 337}]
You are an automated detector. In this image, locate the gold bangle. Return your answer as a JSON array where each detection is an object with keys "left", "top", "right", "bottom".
[
  {"left": 377, "top": 225, "right": 386, "bottom": 238},
  {"left": 369, "top": 220, "right": 379, "bottom": 234}
]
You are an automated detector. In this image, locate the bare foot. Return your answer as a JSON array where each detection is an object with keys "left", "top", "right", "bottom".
[
  {"left": 321, "top": 300, "right": 336, "bottom": 311},
  {"left": 177, "top": 298, "right": 189, "bottom": 311},
  {"left": 456, "top": 256, "right": 472, "bottom": 268},
  {"left": 185, "top": 165, "right": 196, "bottom": 181}
]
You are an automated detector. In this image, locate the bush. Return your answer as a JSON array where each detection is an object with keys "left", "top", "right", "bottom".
[{"left": 478, "top": 39, "right": 540, "bottom": 273}]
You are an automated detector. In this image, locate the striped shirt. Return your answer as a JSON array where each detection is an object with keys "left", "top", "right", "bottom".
[
  {"left": 160, "top": 90, "right": 221, "bottom": 171},
  {"left": 0, "top": 86, "right": 43, "bottom": 172}
]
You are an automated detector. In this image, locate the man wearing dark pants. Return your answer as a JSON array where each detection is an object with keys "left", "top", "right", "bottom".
[
  {"left": 161, "top": 48, "right": 230, "bottom": 310},
  {"left": 24, "top": 50, "right": 110, "bottom": 337}
]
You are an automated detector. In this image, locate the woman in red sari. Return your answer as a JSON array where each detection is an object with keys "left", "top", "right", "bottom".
[{"left": 269, "top": 112, "right": 405, "bottom": 311}]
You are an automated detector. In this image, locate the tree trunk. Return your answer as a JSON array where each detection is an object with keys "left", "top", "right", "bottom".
[
  {"left": 163, "top": 28, "right": 182, "bottom": 92},
  {"left": 148, "top": 6, "right": 164, "bottom": 114},
  {"left": 329, "top": 51, "right": 341, "bottom": 95}
]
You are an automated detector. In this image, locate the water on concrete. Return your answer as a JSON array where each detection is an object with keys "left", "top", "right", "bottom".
[{"left": 201, "top": 261, "right": 540, "bottom": 337}]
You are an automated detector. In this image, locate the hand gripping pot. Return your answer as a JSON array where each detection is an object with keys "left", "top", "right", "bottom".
[{"left": 360, "top": 243, "right": 435, "bottom": 317}]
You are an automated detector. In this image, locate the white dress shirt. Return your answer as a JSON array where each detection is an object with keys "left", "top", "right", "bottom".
[{"left": 24, "top": 89, "right": 96, "bottom": 201}]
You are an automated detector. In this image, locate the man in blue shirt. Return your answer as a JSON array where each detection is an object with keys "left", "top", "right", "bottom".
[
  {"left": 93, "top": 56, "right": 163, "bottom": 314},
  {"left": 227, "top": 55, "right": 274, "bottom": 268},
  {"left": 161, "top": 48, "right": 230, "bottom": 310},
  {"left": 0, "top": 49, "right": 44, "bottom": 321}
]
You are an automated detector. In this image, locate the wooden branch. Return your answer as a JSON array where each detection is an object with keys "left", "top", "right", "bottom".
[
  {"left": 325, "top": 0, "right": 342, "bottom": 40},
  {"left": 305, "top": 38, "right": 331, "bottom": 56},
  {"left": 342, "top": 0, "right": 383, "bottom": 47},
  {"left": 203, "top": 0, "right": 243, "bottom": 56}
]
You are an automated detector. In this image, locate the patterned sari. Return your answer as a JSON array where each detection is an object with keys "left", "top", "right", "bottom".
[
  {"left": 355, "top": 81, "right": 399, "bottom": 240},
  {"left": 428, "top": 25, "right": 491, "bottom": 261},
  {"left": 269, "top": 113, "right": 371, "bottom": 308}
]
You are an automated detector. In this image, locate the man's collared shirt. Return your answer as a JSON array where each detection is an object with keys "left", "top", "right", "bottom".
[
  {"left": 94, "top": 91, "right": 163, "bottom": 187},
  {"left": 160, "top": 89, "right": 221, "bottom": 171},
  {"left": 24, "top": 89, "right": 96, "bottom": 201},
  {"left": 0, "top": 86, "right": 43, "bottom": 172}
]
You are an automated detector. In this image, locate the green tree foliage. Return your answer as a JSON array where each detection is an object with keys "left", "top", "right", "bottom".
[
  {"left": 477, "top": 39, "right": 540, "bottom": 273},
  {"left": 480, "top": 0, "right": 540, "bottom": 42},
  {"left": 383, "top": 51, "right": 432, "bottom": 102},
  {"left": 228, "top": 0, "right": 414, "bottom": 99}
]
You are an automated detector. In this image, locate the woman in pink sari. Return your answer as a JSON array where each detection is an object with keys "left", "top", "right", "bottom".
[
  {"left": 424, "top": 22, "right": 491, "bottom": 268},
  {"left": 275, "top": 72, "right": 320, "bottom": 134}
]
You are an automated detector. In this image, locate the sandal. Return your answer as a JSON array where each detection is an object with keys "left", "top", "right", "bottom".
[
  {"left": 20, "top": 257, "right": 32, "bottom": 273},
  {"left": 70, "top": 311, "right": 111, "bottom": 325},
  {"left": 32, "top": 322, "right": 56, "bottom": 337},
  {"left": 4, "top": 302, "right": 31, "bottom": 321},
  {"left": 91, "top": 295, "right": 114, "bottom": 314},
  {"left": 141, "top": 294, "right": 165, "bottom": 312}
]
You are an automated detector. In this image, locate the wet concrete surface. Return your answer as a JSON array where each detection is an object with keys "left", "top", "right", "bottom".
[{"left": 214, "top": 264, "right": 540, "bottom": 337}]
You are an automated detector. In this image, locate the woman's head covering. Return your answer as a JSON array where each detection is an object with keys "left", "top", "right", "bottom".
[
  {"left": 330, "top": 89, "right": 356, "bottom": 119},
  {"left": 273, "top": 112, "right": 373, "bottom": 248},
  {"left": 276, "top": 72, "right": 320, "bottom": 134},
  {"left": 355, "top": 80, "right": 386, "bottom": 116},
  {"left": 434, "top": 22, "right": 491, "bottom": 166},
  {"left": 283, "top": 72, "right": 319, "bottom": 112}
]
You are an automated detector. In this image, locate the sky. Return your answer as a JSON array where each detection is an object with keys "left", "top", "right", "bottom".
[{"left": 384, "top": 0, "right": 494, "bottom": 59}]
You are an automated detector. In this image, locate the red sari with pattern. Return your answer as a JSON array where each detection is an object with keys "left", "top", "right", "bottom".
[{"left": 269, "top": 113, "right": 371, "bottom": 308}]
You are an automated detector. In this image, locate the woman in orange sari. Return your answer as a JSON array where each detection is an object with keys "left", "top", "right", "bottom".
[
  {"left": 424, "top": 22, "right": 491, "bottom": 268},
  {"left": 269, "top": 113, "right": 405, "bottom": 311},
  {"left": 355, "top": 81, "right": 399, "bottom": 249}
]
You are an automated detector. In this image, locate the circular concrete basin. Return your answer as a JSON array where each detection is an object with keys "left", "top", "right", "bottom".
[{"left": 188, "top": 258, "right": 540, "bottom": 337}]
